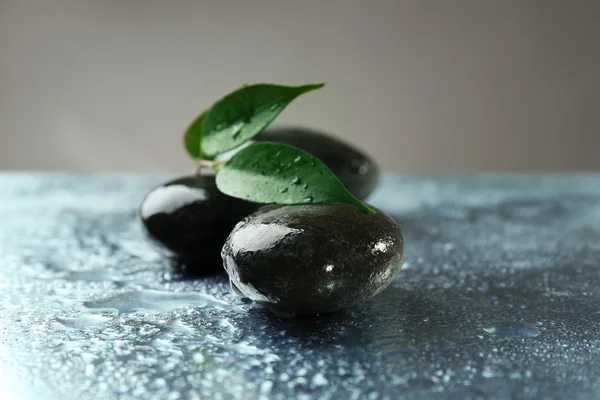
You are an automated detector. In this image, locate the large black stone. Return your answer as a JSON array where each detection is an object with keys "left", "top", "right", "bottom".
[
  {"left": 222, "top": 203, "right": 405, "bottom": 317},
  {"left": 256, "top": 127, "right": 380, "bottom": 200},
  {"left": 140, "top": 174, "right": 258, "bottom": 273}
]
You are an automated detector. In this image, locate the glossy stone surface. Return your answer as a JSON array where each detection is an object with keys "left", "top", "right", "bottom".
[
  {"left": 257, "top": 127, "right": 380, "bottom": 199},
  {"left": 140, "top": 174, "right": 258, "bottom": 273},
  {"left": 2, "top": 174, "right": 600, "bottom": 399},
  {"left": 222, "top": 204, "right": 404, "bottom": 317}
]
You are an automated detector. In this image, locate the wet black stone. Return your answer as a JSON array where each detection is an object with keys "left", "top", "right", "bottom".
[
  {"left": 140, "top": 174, "right": 258, "bottom": 274},
  {"left": 222, "top": 203, "right": 404, "bottom": 317},
  {"left": 256, "top": 127, "right": 380, "bottom": 200}
]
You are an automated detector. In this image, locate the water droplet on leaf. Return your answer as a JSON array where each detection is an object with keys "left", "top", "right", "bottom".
[
  {"left": 292, "top": 177, "right": 301, "bottom": 185},
  {"left": 294, "top": 156, "right": 302, "bottom": 163},
  {"left": 231, "top": 122, "right": 244, "bottom": 139},
  {"left": 280, "top": 188, "right": 288, "bottom": 193},
  {"left": 303, "top": 196, "right": 313, "bottom": 203}
]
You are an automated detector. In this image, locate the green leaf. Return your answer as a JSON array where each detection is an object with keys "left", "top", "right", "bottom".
[
  {"left": 215, "top": 142, "right": 374, "bottom": 214},
  {"left": 183, "top": 109, "right": 207, "bottom": 159},
  {"left": 200, "top": 83, "right": 324, "bottom": 158}
]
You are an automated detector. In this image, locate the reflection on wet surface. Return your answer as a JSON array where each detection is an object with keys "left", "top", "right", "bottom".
[{"left": 1, "top": 174, "right": 600, "bottom": 399}]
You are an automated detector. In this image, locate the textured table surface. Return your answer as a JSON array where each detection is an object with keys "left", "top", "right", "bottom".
[{"left": 1, "top": 173, "right": 600, "bottom": 400}]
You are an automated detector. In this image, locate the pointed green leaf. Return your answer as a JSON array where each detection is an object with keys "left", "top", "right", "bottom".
[
  {"left": 200, "top": 83, "right": 324, "bottom": 158},
  {"left": 215, "top": 142, "right": 374, "bottom": 214},
  {"left": 183, "top": 109, "right": 207, "bottom": 159}
]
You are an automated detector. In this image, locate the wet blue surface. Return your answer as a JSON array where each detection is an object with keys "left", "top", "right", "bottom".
[{"left": 1, "top": 173, "right": 600, "bottom": 399}]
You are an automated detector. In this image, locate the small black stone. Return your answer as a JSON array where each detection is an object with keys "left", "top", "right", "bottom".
[
  {"left": 221, "top": 203, "right": 404, "bottom": 317},
  {"left": 256, "top": 127, "right": 380, "bottom": 200},
  {"left": 140, "top": 174, "right": 258, "bottom": 274}
]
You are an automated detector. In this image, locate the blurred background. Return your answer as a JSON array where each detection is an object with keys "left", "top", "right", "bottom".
[{"left": 0, "top": 0, "right": 598, "bottom": 173}]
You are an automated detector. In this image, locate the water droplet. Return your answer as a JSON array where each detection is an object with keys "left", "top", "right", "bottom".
[
  {"left": 83, "top": 290, "right": 236, "bottom": 314},
  {"left": 275, "top": 151, "right": 282, "bottom": 158},
  {"left": 280, "top": 188, "right": 288, "bottom": 193},
  {"left": 260, "top": 380, "right": 274, "bottom": 394},
  {"left": 482, "top": 367, "right": 495, "bottom": 378},
  {"left": 53, "top": 314, "right": 112, "bottom": 330},
  {"left": 231, "top": 122, "right": 244, "bottom": 139},
  {"left": 312, "top": 373, "right": 328, "bottom": 387},
  {"left": 483, "top": 320, "right": 540, "bottom": 337},
  {"left": 303, "top": 196, "right": 313, "bottom": 203},
  {"left": 302, "top": 184, "right": 308, "bottom": 190},
  {"left": 294, "top": 156, "right": 302, "bottom": 163},
  {"left": 216, "top": 123, "right": 225, "bottom": 130},
  {"left": 84, "top": 364, "right": 95, "bottom": 376},
  {"left": 291, "top": 177, "right": 301, "bottom": 185},
  {"left": 270, "top": 104, "right": 279, "bottom": 111}
]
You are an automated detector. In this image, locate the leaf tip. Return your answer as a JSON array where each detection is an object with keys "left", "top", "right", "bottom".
[
  {"left": 359, "top": 203, "right": 376, "bottom": 215},
  {"left": 300, "top": 82, "right": 325, "bottom": 92}
]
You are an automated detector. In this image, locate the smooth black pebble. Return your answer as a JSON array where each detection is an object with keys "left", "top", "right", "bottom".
[
  {"left": 218, "top": 127, "right": 380, "bottom": 200},
  {"left": 222, "top": 203, "right": 404, "bottom": 317},
  {"left": 140, "top": 174, "right": 258, "bottom": 274}
]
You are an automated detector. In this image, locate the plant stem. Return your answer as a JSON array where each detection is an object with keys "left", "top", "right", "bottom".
[{"left": 194, "top": 159, "right": 227, "bottom": 176}]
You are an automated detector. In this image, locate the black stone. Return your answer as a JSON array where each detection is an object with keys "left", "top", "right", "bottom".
[
  {"left": 140, "top": 174, "right": 258, "bottom": 274},
  {"left": 255, "top": 127, "right": 380, "bottom": 200},
  {"left": 222, "top": 203, "right": 404, "bottom": 317}
]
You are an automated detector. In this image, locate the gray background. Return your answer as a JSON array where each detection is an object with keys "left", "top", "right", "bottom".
[{"left": 1, "top": 0, "right": 598, "bottom": 172}]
